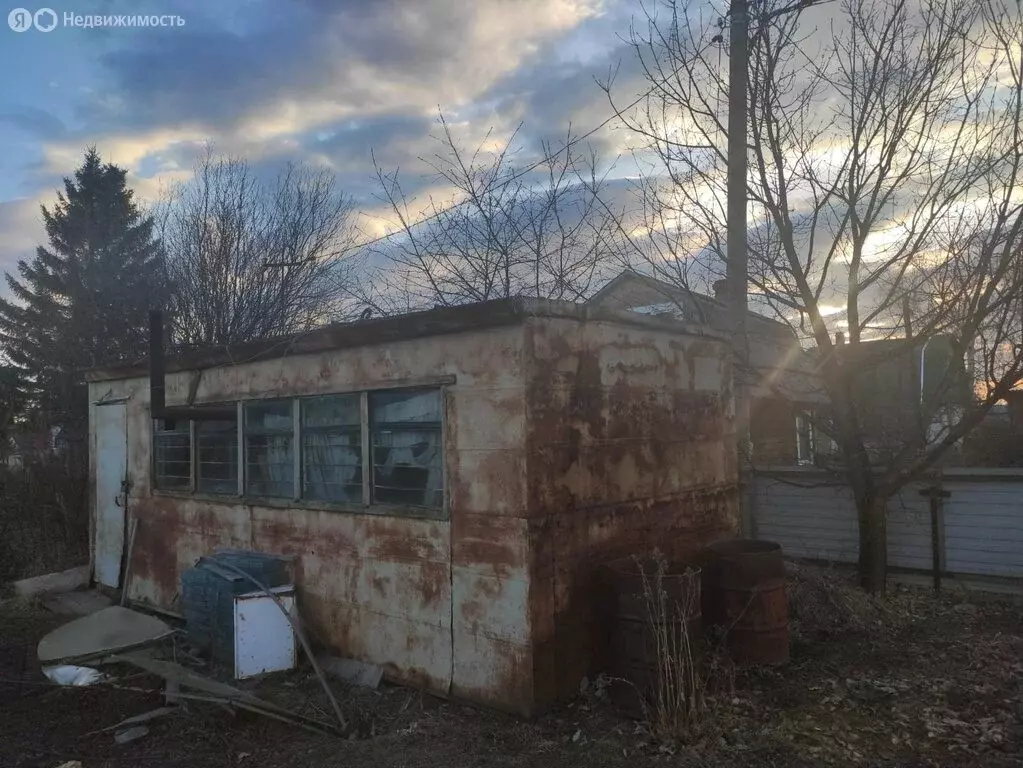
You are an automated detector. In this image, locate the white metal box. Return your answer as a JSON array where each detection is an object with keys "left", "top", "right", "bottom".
[{"left": 232, "top": 586, "right": 296, "bottom": 679}]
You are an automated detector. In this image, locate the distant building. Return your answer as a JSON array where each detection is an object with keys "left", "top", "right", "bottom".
[{"left": 587, "top": 270, "right": 825, "bottom": 466}]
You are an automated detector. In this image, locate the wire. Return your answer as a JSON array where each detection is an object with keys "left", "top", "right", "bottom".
[
  {"left": 261, "top": 39, "right": 716, "bottom": 269},
  {"left": 258, "top": 0, "right": 836, "bottom": 271}
]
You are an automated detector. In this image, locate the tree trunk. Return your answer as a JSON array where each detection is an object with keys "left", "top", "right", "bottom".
[{"left": 857, "top": 494, "right": 888, "bottom": 594}]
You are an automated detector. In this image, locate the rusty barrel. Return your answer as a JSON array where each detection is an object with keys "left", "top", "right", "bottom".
[
  {"left": 701, "top": 539, "right": 789, "bottom": 665},
  {"left": 606, "top": 558, "right": 702, "bottom": 717}
]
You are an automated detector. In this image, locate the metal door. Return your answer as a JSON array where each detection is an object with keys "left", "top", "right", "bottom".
[{"left": 94, "top": 402, "right": 128, "bottom": 588}]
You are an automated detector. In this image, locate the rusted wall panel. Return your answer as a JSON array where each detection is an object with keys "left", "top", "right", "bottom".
[
  {"left": 449, "top": 510, "right": 536, "bottom": 713},
  {"left": 92, "top": 325, "right": 532, "bottom": 706},
  {"left": 523, "top": 317, "right": 738, "bottom": 710},
  {"left": 91, "top": 311, "right": 736, "bottom": 716}
]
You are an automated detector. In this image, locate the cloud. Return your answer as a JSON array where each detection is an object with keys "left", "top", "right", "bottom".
[
  {"left": 0, "top": 107, "right": 67, "bottom": 141},
  {"left": 81, "top": 0, "right": 601, "bottom": 139},
  {"left": 0, "top": 197, "right": 45, "bottom": 281},
  {"left": 25, "top": 0, "right": 626, "bottom": 223}
]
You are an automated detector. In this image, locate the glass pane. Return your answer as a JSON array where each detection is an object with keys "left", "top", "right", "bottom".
[
  {"left": 303, "top": 430, "right": 362, "bottom": 502},
  {"left": 245, "top": 401, "right": 294, "bottom": 497},
  {"left": 302, "top": 395, "right": 362, "bottom": 502},
  {"left": 370, "top": 389, "right": 442, "bottom": 425},
  {"left": 245, "top": 401, "right": 293, "bottom": 434},
  {"left": 302, "top": 395, "right": 360, "bottom": 429},
  {"left": 197, "top": 419, "right": 238, "bottom": 494},
  {"left": 370, "top": 389, "right": 443, "bottom": 508},
  {"left": 153, "top": 419, "right": 190, "bottom": 490}
]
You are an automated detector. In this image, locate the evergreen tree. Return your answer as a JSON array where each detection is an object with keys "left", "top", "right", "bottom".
[
  {"left": 0, "top": 148, "right": 168, "bottom": 433},
  {"left": 0, "top": 363, "right": 27, "bottom": 459}
]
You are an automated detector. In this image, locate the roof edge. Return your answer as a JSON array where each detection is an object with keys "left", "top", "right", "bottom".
[{"left": 85, "top": 297, "right": 727, "bottom": 383}]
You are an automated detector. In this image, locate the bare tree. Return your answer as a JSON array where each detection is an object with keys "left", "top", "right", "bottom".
[
  {"left": 370, "top": 113, "right": 621, "bottom": 310},
  {"left": 607, "top": 0, "right": 1023, "bottom": 592},
  {"left": 158, "top": 148, "right": 360, "bottom": 346}
]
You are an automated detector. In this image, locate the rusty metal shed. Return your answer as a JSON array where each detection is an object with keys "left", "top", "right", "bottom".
[{"left": 86, "top": 297, "right": 739, "bottom": 715}]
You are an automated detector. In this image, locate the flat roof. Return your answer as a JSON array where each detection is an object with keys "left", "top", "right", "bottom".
[{"left": 86, "top": 297, "right": 726, "bottom": 382}]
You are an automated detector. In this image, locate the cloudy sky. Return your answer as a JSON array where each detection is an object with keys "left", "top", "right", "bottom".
[{"left": 0, "top": 0, "right": 654, "bottom": 282}]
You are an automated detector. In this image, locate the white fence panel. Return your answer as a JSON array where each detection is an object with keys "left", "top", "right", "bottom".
[
  {"left": 887, "top": 493, "right": 933, "bottom": 571},
  {"left": 943, "top": 479, "right": 1023, "bottom": 578},
  {"left": 753, "top": 475, "right": 858, "bottom": 563},
  {"left": 753, "top": 469, "right": 1023, "bottom": 584}
]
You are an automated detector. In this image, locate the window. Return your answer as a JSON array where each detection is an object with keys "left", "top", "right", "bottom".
[
  {"left": 370, "top": 389, "right": 443, "bottom": 507},
  {"left": 301, "top": 395, "right": 361, "bottom": 502},
  {"left": 245, "top": 401, "right": 294, "bottom": 498},
  {"left": 197, "top": 419, "right": 238, "bottom": 494},
  {"left": 153, "top": 387, "right": 446, "bottom": 514},
  {"left": 154, "top": 418, "right": 191, "bottom": 490},
  {"left": 796, "top": 413, "right": 814, "bottom": 465}
]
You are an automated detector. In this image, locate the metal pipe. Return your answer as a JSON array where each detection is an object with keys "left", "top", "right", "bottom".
[
  {"left": 149, "top": 309, "right": 236, "bottom": 422},
  {"left": 149, "top": 310, "right": 165, "bottom": 418}
]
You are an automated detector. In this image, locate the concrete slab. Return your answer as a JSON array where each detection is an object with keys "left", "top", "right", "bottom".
[
  {"left": 11, "top": 566, "right": 89, "bottom": 598},
  {"left": 41, "top": 590, "right": 113, "bottom": 617},
  {"left": 318, "top": 655, "right": 384, "bottom": 689},
  {"left": 37, "top": 606, "right": 173, "bottom": 664}
]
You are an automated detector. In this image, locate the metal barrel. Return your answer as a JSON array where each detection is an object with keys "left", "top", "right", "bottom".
[
  {"left": 701, "top": 539, "right": 789, "bottom": 665},
  {"left": 605, "top": 558, "right": 702, "bottom": 717}
]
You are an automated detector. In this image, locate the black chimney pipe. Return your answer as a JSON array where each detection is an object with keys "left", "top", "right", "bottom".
[
  {"left": 149, "top": 309, "right": 166, "bottom": 419},
  {"left": 148, "top": 309, "right": 236, "bottom": 423}
]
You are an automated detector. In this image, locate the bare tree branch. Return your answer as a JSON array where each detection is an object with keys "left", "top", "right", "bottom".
[{"left": 158, "top": 146, "right": 361, "bottom": 346}]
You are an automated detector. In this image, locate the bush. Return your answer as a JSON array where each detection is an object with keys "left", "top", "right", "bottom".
[{"left": 0, "top": 453, "right": 88, "bottom": 582}]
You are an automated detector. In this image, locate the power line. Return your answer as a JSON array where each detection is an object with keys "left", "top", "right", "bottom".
[
  {"left": 261, "top": 0, "right": 833, "bottom": 270},
  {"left": 262, "top": 48, "right": 711, "bottom": 270}
]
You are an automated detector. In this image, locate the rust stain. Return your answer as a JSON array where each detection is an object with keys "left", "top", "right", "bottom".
[
  {"left": 128, "top": 496, "right": 181, "bottom": 607},
  {"left": 448, "top": 447, "right": 525, "bottom": 516},
  {"left": 418, "top": 561, "right": 447, "bottom": 608},
  {"left": 371, "top": 574, "right": 389, "bottom": 598},
  {"left": 452, "top": 514, "right": 524, "bottom": 576},
  {"left": 453, "top": 635, "right": 534, "bottom": 716},
  {"left": 523, "top": 318, "right": 736, "bottom": 712},
  {"left": 365, "top": 526, "right": 444, "bottom": 563}
]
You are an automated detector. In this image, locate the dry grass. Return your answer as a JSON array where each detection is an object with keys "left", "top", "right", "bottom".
[
  {"left": 634, "top": 553, "right": 707, "bottom": 746},
  {"left": 786, "top": 560, "right": 896, "bottom": 640},
  {"left": 3, "top": 583, "right": 1023, "bottom": 767}
]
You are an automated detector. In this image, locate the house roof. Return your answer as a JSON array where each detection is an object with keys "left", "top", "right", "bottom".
[
  {"left": 588, "top": 270, "right": 826, "bottom": 404},
  {"left": 587, "top": 270, "right": 796, "bottom": 340},
  {"left": 84, "top": 296, "right": 726, "bottom": 383}
]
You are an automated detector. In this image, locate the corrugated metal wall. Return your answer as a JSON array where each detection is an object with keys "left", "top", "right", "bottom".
[{"left": 752, "top": 469, "right": 1023, "bottom": 582}]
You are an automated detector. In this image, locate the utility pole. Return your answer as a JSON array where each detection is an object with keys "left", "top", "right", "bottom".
[
  {"left": 727, "top": 0, "right": 752, "bottom": 533},
  {"left": 727, "top": 0, "right": 749, "bottom": 346}
]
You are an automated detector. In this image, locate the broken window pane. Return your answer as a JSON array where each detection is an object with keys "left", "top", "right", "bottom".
[
  {"left": 197, "top": 419, "right": 238, "bottom": 494},
  {"left": 245, "top": 401, "right": 294, "bottom": 498},
  {"left": 153, "top": 419, "right": 191, "bottom": 490},
  {"left": 301, "top": 394, "right": 362, "bottom": 502},
  {"left": 370, "top": 389, "right": 443, "bottom": 508}
]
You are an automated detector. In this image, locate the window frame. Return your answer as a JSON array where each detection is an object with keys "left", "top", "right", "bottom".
[
  {"left": 151, "top": 417, "right": 194, "bottom": 492},
  {"left": 150, "top": 381, "right": 449, "bottom": 520},
  {"left": 368, "top": 387, "right": 445, "bottom": 509},
  {"left": 243, "top": 398, "right": 298, "bottom": 500},
  {"left": 195, "top": 414, "right": 241, "bottom": 496},
  {"left": 300, "top": 393, "right": 364, "bottom": 505}
]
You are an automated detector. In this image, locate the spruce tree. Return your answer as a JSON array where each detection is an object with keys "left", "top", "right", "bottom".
[{"left": 0, "top": 148, "right": 167, "bottom": 434}]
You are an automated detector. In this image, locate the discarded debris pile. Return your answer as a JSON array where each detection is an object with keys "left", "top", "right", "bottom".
[
  {"left": 113, "top": 651, "right": 345, "bottom": 736},
  {"left": 34, "top": 598, "right": 351, "bottom": 741},
  {"left": 786, "top": 561, "right": 893, "bottom": 640}
]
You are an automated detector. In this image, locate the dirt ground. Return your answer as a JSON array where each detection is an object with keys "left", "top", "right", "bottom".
[{"left": 2, "top": 568, "right": 1021, "bottom": 768}]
